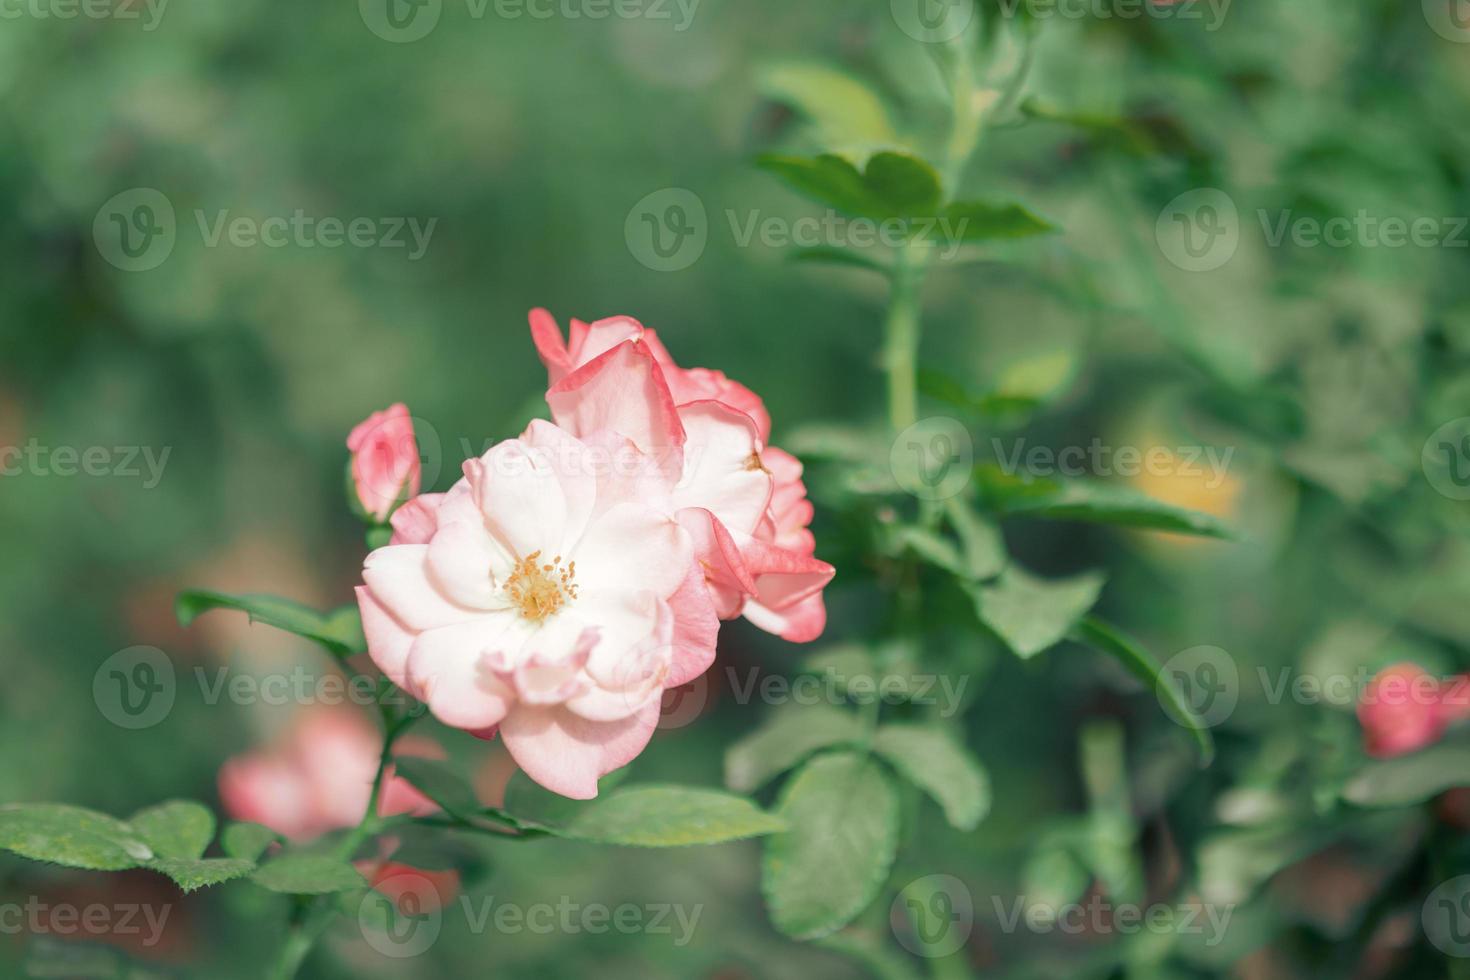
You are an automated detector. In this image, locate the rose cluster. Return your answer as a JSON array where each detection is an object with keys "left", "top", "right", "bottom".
[{"left": 350, "top": 311, "right": 834, "bottom": 798}]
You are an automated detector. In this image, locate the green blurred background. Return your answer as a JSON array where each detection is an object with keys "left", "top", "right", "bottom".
[{"left": 5, "top": 0, "right": 1470, "bottom": 976}]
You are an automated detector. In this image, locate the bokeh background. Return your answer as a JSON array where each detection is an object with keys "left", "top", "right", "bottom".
[{"left": 5, "top": 0, "right": 1470, "bottom": 976}]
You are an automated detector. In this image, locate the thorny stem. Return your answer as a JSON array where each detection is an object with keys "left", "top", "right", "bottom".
[{"left": 266, "top": 698, "right": 421, "bottom": 980}]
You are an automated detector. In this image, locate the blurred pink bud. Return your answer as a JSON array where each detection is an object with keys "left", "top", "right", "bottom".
[
  {"left": 1358, "top": 663, "right": 1447, "bottom": 759},
  {"left": 347, "top": 404, "right": 421, "bottom": 523},
  {"left": 218, "top": 708, "right": 440, "bottom": 842}
]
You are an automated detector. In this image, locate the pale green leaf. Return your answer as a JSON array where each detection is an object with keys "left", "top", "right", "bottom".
[
  {"left": 872, "top": 725, "right": 991, "bottom": 830},
  {"left": 762, "top": 752, "right": 900, "bottom": 940}
]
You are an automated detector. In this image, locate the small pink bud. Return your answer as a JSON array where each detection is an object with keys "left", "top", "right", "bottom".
[
  {"left": 347, "top": 404, "right": 421, "bottom": 523},
  {"left": 1358, "top": 663, "right": 1447, "bottom": 759}
]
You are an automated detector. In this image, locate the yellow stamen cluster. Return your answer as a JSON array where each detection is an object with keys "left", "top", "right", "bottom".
[{"left": 505, "top": 551, "right": 578, "bottom": 621}]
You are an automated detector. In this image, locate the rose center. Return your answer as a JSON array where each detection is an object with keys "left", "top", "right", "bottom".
[{"left": 505, "top": 551, "right": 578, "bottom": 621}]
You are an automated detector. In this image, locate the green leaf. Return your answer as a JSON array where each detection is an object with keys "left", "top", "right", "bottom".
[
  {"left": 971, "top": 566, "right": 1106, "bottom": 658},
  {"left": 864, "top": 152, "right": 942, "bottom": 219},
  {"left": 391, "top": 757, "right": 487, "bottom": 826},
  {"left": 1072, "top": 617, "right": 1216, "bottom": 767},
  {"left": 0, "top": 804, "right": 154, "bottom": 870},
  {"left": 1342, "top": 741, "right": 1470, "bottom": 808},
  {"left": 725, "top": 703, "right": 866, "bottom": 793},
  {"left": 757, "top": 151, "right": 943, "bottom": 222},
  {"left": 995, "top": 478, "right": 1231, "bottom": 539},
  {"left": 944, "top": 498, "right": 1006, "bottom": 580},
  {"left": 871, "top": 725, "right": 991, "bottom": 830},
  {"left": 222, "top": 822, "right": 281, "bottom": 862},
  {"left": 994, "top": 349, "right": 1077, "bottom": 402},
  {"left": 129, "top": 800, "right": 214, "bottom": 861},
  {"left": 941, "top": 199, "right": 1056, "bottom": 241},
  {"left": 789, "top": 246, "right": 890, "bottom": 274},
  {"left": 252, "top": 852, "right": 366, "bottom": 894},
  {"left": 552, "top": 787, "right": 785, "bottom": 847},
  {"left": 502, "top": 767, "right": 631, "bottom": 829},
  {"left": 762, "top": 752, "right": 900, "bottom": 940},
  {"left": 888, "top": 525, "right": 967, "bottom": 577},
  {"left": 756, "top": 62, "right": 896, "bottom": 147},
  {"left": 150, "top": 857, "right": 255, "bottom": 893},
  {"left": 175, "top": 590, "right": 365, "bottom": 657}
]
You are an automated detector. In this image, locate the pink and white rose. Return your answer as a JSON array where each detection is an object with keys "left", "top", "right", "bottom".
[
  {"left": 356, "top": 420, "right": 718, "bottom": 799},
  {"left": 529, "top": 308, "right": 833, "bottom": 643}
]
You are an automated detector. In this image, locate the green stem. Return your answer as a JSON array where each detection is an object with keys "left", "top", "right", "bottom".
[
  {"left": 882, "top": 249, "right": 926, "bottom": 435},
  {"left": 266, "top": 699, "right": 420, "bottom": 980}
]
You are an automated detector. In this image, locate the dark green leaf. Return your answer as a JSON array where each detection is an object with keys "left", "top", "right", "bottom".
[
  {"left": 872, "top": 725, "right": 991, "bottom": 830},
  {"left": 550, "top": 787, "right": 785, "bottom": 847},
  {"left": 864, "top": 152, "right": 942, "bottom": 218},
  {"left": 971, "top": 566, "right": 1106, "bottom": 658},
  {"left": 252, "top": 852, "right": 366, "bottom": 894},
  {"left": 941, "top": 199, "right": 1056, "bottom": 241},
  {"left": 758, "top": 151, "right": 944, "bottom": 222},
  {"left": 391, "top": 757, "right": 486, "bottom": 826},
  {"left": 0, "top": 804, "right": 153, "bottom": 871},
  {"left": 222, "top": 822, "right": 281, "bottom": 862},
  {"left": 149, "top": 857, "right": 254, "bottom": 893},
  {"left": 762, "top": 752, "right": 900, "bottom": 940},
  {"left": 997, "top": 479, "right": 1231, "bottom": 539},
  {"left": 129, "top": 800, "right": 214, "bottom": 861},
  {"left": 789, "top": 246, "right": 890, "bottom": 274},
  {"left": 1072, "top": 617, "right": 1216, "bottom": 767},
  {"left": 175, "top": 590, "right": 365, "bottom": 657}
]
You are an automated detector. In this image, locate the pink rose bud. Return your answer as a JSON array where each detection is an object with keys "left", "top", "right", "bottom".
[
  {"left": 1358, "top": 663, "right": 1447, "bottom": 759},
  {"left": 347, "top": 403, "right": 421, "bottom": 523}
]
